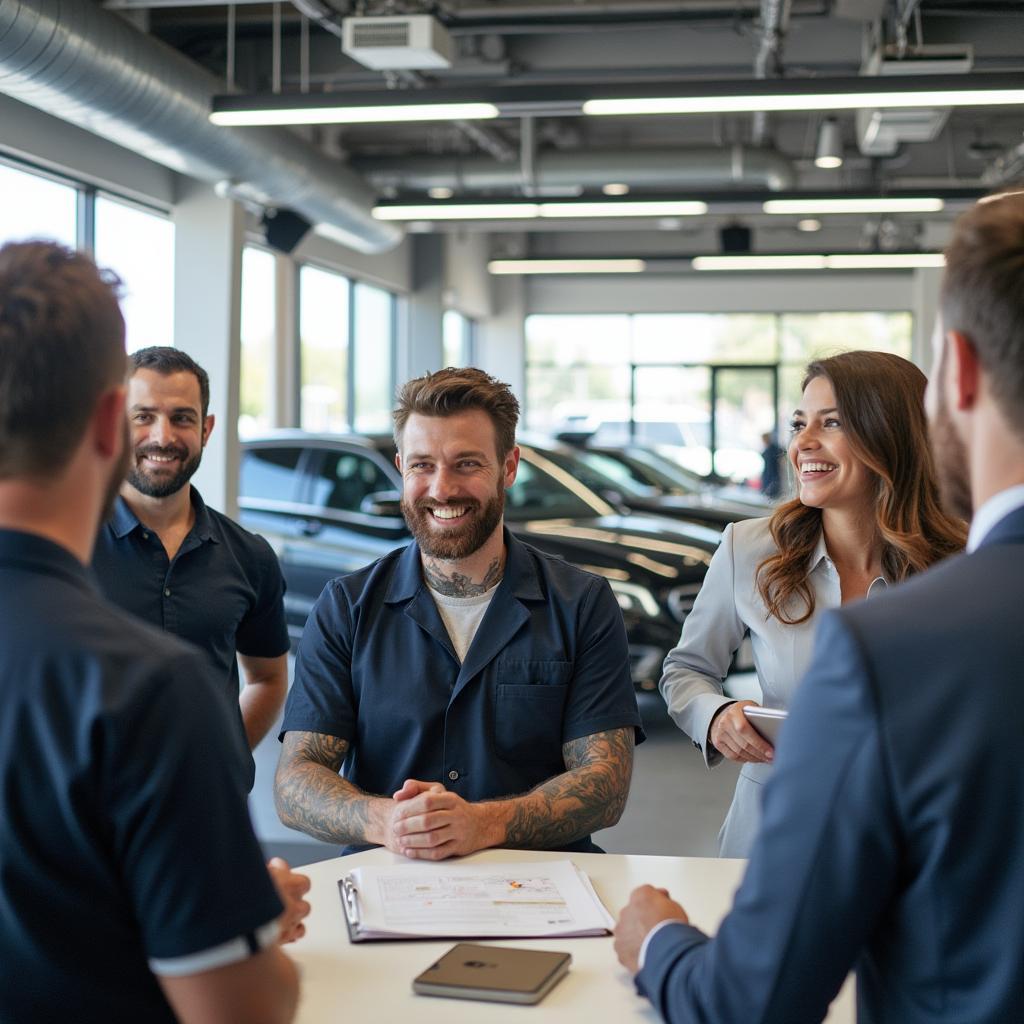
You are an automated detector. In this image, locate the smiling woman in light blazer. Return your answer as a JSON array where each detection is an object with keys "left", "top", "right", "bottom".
[{"left": 661, "top": 350, "right": 966, "bottom": 857}]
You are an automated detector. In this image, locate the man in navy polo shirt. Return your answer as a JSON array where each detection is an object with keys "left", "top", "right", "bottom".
[
  {"left": 0, "top": 240, "right": 307, "bottom": 1022},
  {"left": 275, "top": 367, "right": 643, "bottom": 858},
  {"left": 93, "top": 346, "right": 289, "bottom": 785}
]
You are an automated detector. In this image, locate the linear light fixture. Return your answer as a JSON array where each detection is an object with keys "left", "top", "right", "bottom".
[
  {"left": 582, "top": 73, "right": 1024, "bottom": 117},
  {"left": 372, "top": 200, "right": 707, "bottom": 221},
  {"left": 763, "top": 197, "right": 945, "bottom": 215},
  {"left": 373, "top": 202, "right": 541, "bottom": 220},
  {"left": 211, "top": 73, "right": 1024, "bottom": 127},
  {"left": 210, "top": 100, "right": 499, "bottom": 126},
  {"left": 487, "top": 259, "right": 647, "bottom": 274},
  {"left": 693, "top": 253, "right": 945, "bottom": 271}
]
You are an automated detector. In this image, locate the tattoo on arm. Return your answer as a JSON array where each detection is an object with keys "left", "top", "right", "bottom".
[
  {"left": 503, "top": 728, "right": 635, "bottom": 848},
  {"left": 422, "top": 556, "right": 504, "bottom": 597},
  {"left": 274, "top": 731, "right": 375, "bottom": 845}
]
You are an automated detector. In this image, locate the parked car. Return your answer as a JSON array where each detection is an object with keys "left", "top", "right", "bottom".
[
  {"left": 238, "top": 431, "right": 724, "bottom": 691},
  {"left": 571, "top": 441, "right": 778, "bottom": 511},
  {"left": 524, "top": 435, "right": 766, "bottom": 532}
]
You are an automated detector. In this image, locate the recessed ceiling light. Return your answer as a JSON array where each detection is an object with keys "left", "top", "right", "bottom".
[
  {"left": 602, "top": 183, "right": 630, "bottom": 196},
  {"left": 797, "top": 218, "right": 822, "bottom": 232},
  {"left": 427, "top": 186, "right": 454, "bottom": 200}
]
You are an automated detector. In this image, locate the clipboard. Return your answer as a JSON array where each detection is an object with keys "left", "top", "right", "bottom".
[{"left": 338, "top": 860, "right": 614, "bottom": 943}]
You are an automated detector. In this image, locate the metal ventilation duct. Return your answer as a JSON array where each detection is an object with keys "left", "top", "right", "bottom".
[
  {"left": 0, "top": 0, "right": 402, "bottom": 254},
  {"left": 355, "top": 145, "right": 796, "bottom": 193}
]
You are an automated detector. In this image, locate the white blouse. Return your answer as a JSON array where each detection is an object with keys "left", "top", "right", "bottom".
[{"left": 660, "top": 516, "right": 886, "bottom": 856}]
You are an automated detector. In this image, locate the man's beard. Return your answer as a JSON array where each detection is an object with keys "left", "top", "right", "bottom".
[
  {"left": 102, "top": 420, "right": 133, "bottom": 522},
  {"left": 402, "top": 486, "right": 505, "bottom": 560},
  {"left": 931, "top": 386, "right": 973, "bottom": 521},
  {"left": 126, "top": 443, "right": 203, "bottom": 498}
]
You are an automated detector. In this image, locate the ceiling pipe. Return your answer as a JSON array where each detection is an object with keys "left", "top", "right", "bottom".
[
  {"left": 751, "top": 0, "right": 792, "bottom": 147},
  {"left": 355, "top": 145, "right": 796, "bottom": 192},
  {"left": 0, "top": 0, "right": 401, "bottom": 254}
]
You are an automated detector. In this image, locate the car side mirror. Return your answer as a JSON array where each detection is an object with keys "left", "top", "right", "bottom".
[{"left": 359, "top": 490, "right": 403, "bottom": 517}]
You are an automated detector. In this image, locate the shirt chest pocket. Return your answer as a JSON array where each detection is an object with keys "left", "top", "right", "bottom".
[{"left": 493, "top": 660, "right": 571, "bottom": 763}]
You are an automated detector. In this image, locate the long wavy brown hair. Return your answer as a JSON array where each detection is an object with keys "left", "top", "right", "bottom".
[{"left": 756, "top": 351, "right": 967, "bottom": 624}]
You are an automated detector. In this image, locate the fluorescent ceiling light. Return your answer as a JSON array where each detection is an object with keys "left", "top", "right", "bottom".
[
  {"left": 693, "top": 255, "right": 828, "bottom": 271},
  {"left": 539, "top": 200, "right": 706, "bottom": 218},
  {"left": 693, "top": 253, "right": 945, "bottom": 271},
  {"left": 487, "top": 259, "right": 647, "bottom": 274},
  {"left": 826, "top": 253, "right": 946, "bottom": 269},
  {"left": 584, "top": 87, "right": 1024, "bottom": 118},
  {"left": 210, "top": 101, "right": 499, "bottom": 126},
  {"left": 763, "top": 197, "right": 945, "bottom": 214},
  {"left": 373, "top": 203, "right": 540, "bottom": 220},
  {"left": 373, "top": 199, "right": 707, "bottom": 221}
]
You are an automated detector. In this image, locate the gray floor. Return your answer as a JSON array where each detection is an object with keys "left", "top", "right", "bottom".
[{"left": 254, "top": 672, "right": 756, "bottom": 867}]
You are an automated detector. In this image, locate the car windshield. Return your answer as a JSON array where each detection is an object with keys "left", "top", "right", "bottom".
[
  {"left": 619, "top": 447, "right": 710, "bottom": 495},
  {"left": 533, "top": 446, "right": 651, "bottom": 501},
  {"left": 505, "top": 450, "right": 611, "bottom": 520}
]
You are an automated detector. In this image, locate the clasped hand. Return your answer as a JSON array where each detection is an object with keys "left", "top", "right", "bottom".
[{"left": 384, "top": 779, "right": 502, "bottom": 861}]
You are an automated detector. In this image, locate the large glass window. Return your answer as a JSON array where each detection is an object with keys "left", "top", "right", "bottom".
[
  {"left": 442, "top": 309, "right": 474, "bottom": 368},
  {"left": 300, "top": 264, "right": 350, "bottom": 432},
  {"left": 239, "top": 247, "right": 276, "bottom": 437},
  {"left": 94, "top": 195, "right": 174, "bottom": 353},
  {"left": 526, "top": 310, "right": 912, "bottom": 484},
  {"left": 353, "top": 282, "right": 394, "bottom": 434},
  {"left": 0, "top": 162, "right": 77, "bottom": 249}
]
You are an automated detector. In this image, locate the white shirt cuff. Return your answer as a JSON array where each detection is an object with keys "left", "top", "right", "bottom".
[
  {"left": 149, "top": 918, "right": 279, "bottom": 978},
  {"left": 637, "top": 918, "right": 691, "bottom": 972}
]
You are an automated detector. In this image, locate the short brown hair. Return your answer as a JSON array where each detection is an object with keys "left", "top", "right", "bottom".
[
  {"left": 941, "top": 187, "right": 1024, "bottom": 441},
  {"left": 130, "top": 346, "right": 211, "bottom": 419},
  {"left": 393, "top": 367, "right": 520, "bottom": 459},
  {"left": 757, "top": 350, "right": 966, "bottom": 624},
  {"left": 0, "top": 241, "right": 125, "bottom": 479}
]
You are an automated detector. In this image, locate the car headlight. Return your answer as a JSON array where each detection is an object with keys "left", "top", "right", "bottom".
[{"left": 608, "top": 579, "right": 661, "bottom": 618}]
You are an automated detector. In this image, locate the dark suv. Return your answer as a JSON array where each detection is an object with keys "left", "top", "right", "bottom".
[{"left": 238, "top": 431, "right": 723, "bottom": 691}]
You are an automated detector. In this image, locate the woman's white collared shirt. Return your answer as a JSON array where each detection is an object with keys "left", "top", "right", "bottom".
[{"left": 660, "top": 516, "right": 886, "bottom": 857}]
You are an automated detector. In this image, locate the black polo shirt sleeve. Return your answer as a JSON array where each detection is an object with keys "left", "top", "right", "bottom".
[
  {"left": 562, "top": 576, "right": 644, "bottom": 744},
  {"left": 106, "top": 650, "right": 283, "bottom": 962},
  {"left": 234, "top": 533, "right": 290, "bottom": 660},
  {"left": 279, "top": 578, "right": 357, "bottom": 742}
]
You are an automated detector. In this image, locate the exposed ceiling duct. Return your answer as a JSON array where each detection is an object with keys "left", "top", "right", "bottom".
[
  {"left": 355, "top": 145, "right": 796, "bottom": 193},
  {"left": 0, "top": 0, "right": 401, "bottom": 254}
]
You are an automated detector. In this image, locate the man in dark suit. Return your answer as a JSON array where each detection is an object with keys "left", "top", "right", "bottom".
[{"left": 615, "top": 190, "right": 1024, "bottom": 1023}]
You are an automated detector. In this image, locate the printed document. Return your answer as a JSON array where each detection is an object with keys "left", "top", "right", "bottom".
[{"left": 340, "top": 859, "right": 614, "bottom": 941}]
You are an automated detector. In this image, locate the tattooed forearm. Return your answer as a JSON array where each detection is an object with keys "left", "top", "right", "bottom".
[
  {"left": 502, "top": 728, "right": 635, "bottom": 848},
  {"left": 422, "top": 556, "right": 504, "bottom": 597},
  {"left": 274, "top": 730, "right": 377, "bottom": 844}
]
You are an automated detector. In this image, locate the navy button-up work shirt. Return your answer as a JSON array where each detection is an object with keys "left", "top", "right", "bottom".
[
  {"left": 281, "top": 529, "right": 644, "bottom": 853},
  {"left": 93, "top": 490, "right": 290, "bottom": 706}
]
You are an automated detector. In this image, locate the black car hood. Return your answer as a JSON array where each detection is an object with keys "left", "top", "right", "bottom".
[{"left": 511, "top": 512, "right": 718, "bottom": 588}]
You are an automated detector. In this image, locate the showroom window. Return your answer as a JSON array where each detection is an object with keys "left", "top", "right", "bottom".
[
  {"left": 525, "top": 311, "right": 912, "bottom": 481},
  {"left": 239, "top": 246, "right": 277, "bottom": 437},
  {"left": 94, "top": 194, "right": 175, "bottom": 353},
  {"left": 442, "top": 309, "right": 475, "bottom": 368},
  {"left": 0, "top": 161, "right": 78, "bottom": 249},
  {"left": 297, "top": 265, "right": 397, "bottom": 435},
  {"left": 353, "top": 282, "right": 395, "bottom": 434}
]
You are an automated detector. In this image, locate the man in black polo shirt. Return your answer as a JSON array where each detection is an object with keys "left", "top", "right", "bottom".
[
  {"left": 0, "top": 241, "right": 307, "bottom": 1022},
  {"left": 93, "top": 346, "right": 290, "bottom": 783}
]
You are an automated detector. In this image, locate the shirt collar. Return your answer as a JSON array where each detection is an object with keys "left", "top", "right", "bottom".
[
  {"left": 806, "top": 525, "right": 888, "bottom": 594},
  {"left": 386, "top": 527, "right": 544, "bottom": 603},
  {"left": 108, "top": 487, "right": 217, "bottom": 543},
  {"left": 0, "top": 528, "right": 92, "bottom": 590},
  {"left": 968, "top": 484, "right": 1024, "bottom": 552}
]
